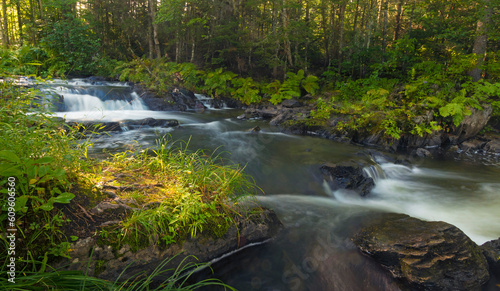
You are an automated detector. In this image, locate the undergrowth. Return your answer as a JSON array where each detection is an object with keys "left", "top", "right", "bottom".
[
  {"left": 93, "top": 137, "right": 258, "bottom": 248},
  {"left": 310, "top": 53, "right": 500, "bottom": 139},
  {"left": 0, "top": 254, "right": 236, "bottom": 290},
  {"left": 0, "top": 76, "right": 244, "bottom": 289},
  {"left": 115, "top": 58, "right": 319, "bottom": 105}
]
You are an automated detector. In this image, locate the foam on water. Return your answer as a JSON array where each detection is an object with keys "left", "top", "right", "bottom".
[{"left": 326, "top": 162, "right": 500, "bottom": 244}]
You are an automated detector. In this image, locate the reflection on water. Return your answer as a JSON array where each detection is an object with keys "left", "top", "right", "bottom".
[{"left": 49, "top": 81, "right": 500, "bottom": 290}]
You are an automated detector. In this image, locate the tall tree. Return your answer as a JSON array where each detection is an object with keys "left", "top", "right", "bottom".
[
  {"left": 2, "top": 0, "right": 9, "bottom": 48},
  {"left": 469, "top": 0, "right": 492, "bottom": 82}
]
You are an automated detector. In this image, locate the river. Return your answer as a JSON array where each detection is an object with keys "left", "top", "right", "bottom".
[{"left": 42, "top": 79, "right": 500, "bottom": 290}]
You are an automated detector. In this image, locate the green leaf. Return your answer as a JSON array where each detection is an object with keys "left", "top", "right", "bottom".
[
  {"left": 15, "top": 196, "right": 29, "bottom": 212},
  {"left": 34, "top": 156, "right": 55, "bottom": 164},
  {"left": 39, "top": 202, "right": 54, "bottom": 211},
  {"left": 0, "top": 150, "right": 21, "bottom": 164},
  {"left": 53, "top": 192, "right": 75, "bottom": 204},
  {"left": 0, "top": 164, "right": 21, "bottom": 176}
]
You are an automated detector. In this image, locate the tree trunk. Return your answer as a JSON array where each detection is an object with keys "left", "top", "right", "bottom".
[
  {"left": 381, "top": 0, "right": 389, "bottom": 60},
  {"left": 29, "top": 0, "right": 35, "bottom": 44},
  {"left": 394, "top": 0, "right": 404, "bottom": 41},
  {"left": 338, "top": 2, "right": 346, "bottom": 74},
  {"left": 16, "top": 0, "right": 22, "bottom": 46},
  {"left": 2, "top": 0, "right": 9, "bottom": 48},
  {"left": 152, "top": 0, "right": 160, "bottom": 59},
  {"left": 469, "top": 0, "right": 491, "bottom": 82},
  {"left": 272, "top": 0, "right": 279, "bottom": 78},
  {"left": 38, "top": 0, "right": 43, "bottom": 20},
  {"left": 408, "top": 0, "right": 415, "bottom": 36},
  {"left": 282, "top": 0, "right": 293, "bottom": 67}
]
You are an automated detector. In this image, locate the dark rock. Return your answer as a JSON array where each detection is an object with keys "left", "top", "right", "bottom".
[
  {"left": 86, "top": 76, "right": 107, "bottom": 85},
  {"left": 281, "top": 99, "right": 302, "bottom": 108},
  {"left": 415, "top": 148, "right": 432, "bottom": 158},
  {"left": 54, "top": 94, "right": 66, "bottom": 111},
  {"left": 64, "top": 208, "right": 282, "bottom": 282},
  {"left": 205, "top": 98, "right": 225, "bottom": 109},
  {"left": 320, "top": 162, "right": 375, "bottom": 196},
  {"left": 484, "top": 138, "right": 500, "bottom": 154},
  {"left": 352, "top": 213, "right": 490, "bottom": 291},
  {"left": 90, "top": 201, "right": 137, "bottom": 216},
  {"left": 454, "top": 105, "right": 492, "bottom": 143},
  {"left": 481, "top": 238, "right": 500, "bottom": 276},
  {"left": 120, "top": 118, "right": 179, "bottom": 130},
  {"left": 66, "top": 118, "right": 179, "bottom": 133},
  {"left": 134, "top": 85, "right": 185, "bottom": 111},
  {"left": 248, "top": 126, "right": 261, "bottom": 133},
  {"left": 171, "top": 88, "right": 198, "bottom": 109},
  {"left": 67, "top": 121, "right": 122, "bottom": 132},
  {"left": 460, "top": 139, "right": 487, "bottom": 152},
  {"left": 219, "top": 96, "right": 243, "bottom": 108}
]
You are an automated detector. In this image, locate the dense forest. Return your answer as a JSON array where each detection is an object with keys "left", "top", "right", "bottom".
[
  {"left": 0, "top": 0, "right": 498, "bottom": 80},
  {"left": 1, "top": 0, "right": 500, "bottom": 146},
  {"left": 1, "top": 1, "right": 500, "bottom": 289}
]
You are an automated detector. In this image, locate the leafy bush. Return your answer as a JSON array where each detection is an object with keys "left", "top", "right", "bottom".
[
  {"left": 40, "top": 16, "right": 100, "bottom": 76},
  {"left": 231, "top": 77, "right": 261, "bottom": 104},
  {"left": 0, "top": 78, "right": 88, "bottom": 271}
]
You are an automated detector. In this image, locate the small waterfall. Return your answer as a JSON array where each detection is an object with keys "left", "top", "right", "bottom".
[
  {"left": 60, "top": 92, "right": 147, "bottom": 111},
  {"left": 194, "top": 93, "right": 227, "bottom": 110},
  {"left": 363, "top": 163, "right": 387, "bottom": 182},
  {"left": 120, "top": 124, "right": 130, "bottom": 131}
]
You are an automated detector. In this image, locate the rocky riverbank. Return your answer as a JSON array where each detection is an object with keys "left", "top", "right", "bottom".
[
  {"left": 236, "top": 101, "right": 500, "bottom": 161},
  {"left": 77, "top": 77, "right": 500, "bottom": 161}
]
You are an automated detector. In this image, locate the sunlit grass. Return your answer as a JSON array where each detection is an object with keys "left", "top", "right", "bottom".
[{"left": 88, "top": 136, "right": 260, "bottom": 247}]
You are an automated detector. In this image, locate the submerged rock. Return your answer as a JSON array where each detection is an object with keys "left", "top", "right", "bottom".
[
  {"left": 320, "top": 162, "right": 375, "bottom": 197},
  {"left": 352, "top": 213, "right": 490, "bottom": 291}
]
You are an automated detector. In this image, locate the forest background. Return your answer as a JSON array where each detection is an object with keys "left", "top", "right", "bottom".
[{"left": 1, "top": 0, "right": 500, "bottom": 137}]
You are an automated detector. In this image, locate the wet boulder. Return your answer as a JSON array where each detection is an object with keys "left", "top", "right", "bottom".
[
  {"left": 281, "top": 99, "right": 302, "bottom": 108},
  {"left": 121, "top": 118, "right": 179, "bottom": 129},
  {"left": 67, "top": 121, "right": 122, "bottom": 132},
  {"left": 453, "top": 104, "right": 493, "bottom": 144},
  {"left": 320, "top": 162, "right": 375, "bottom": 197},
  {"left": 352, "top": 213, "right": 490, "bottom": 291},
  {"left": 248, "top": 126, "right": 261, "bottom": 133},
  {"left": 171, "top": 88, "right": 198, "bottom": 109},
  {"left": 481, "top": 238, "right": 500, "bottom": 277}
]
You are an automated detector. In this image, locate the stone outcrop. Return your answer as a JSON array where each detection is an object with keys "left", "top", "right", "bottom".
[
  {"left": 66, "top": 118, "right": 179, "bottom": 132},
  {"left": 453, "top": 105, "right": 493, "bottom": 144},
  {"left": 352, "top": 213, "right": 490, "bottom": 291},
  {"left": 481, "top": 238, "right": 500, "bottom": 277},
  {"left": 62, "top": 209, "right": 282, "bottom": 282},
  {"left": 320, "top": 162, "right": 375, "bottom": 196}
]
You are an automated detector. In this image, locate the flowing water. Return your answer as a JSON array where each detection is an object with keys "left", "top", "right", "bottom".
[{"left": 44, "top": 79, "right": 500, "bottom": 290}]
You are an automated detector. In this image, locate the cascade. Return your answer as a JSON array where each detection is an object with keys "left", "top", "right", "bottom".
[{"left": 363, "top": 163, "right": 387, "bottom": 181}]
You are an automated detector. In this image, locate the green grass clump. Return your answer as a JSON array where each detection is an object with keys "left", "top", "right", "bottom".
[
  {"left": 0, "top": 255, "right": 236, "bottom": 290},
  {"left": 97, "top": 138, "right": 259, "bottom": 248}
]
